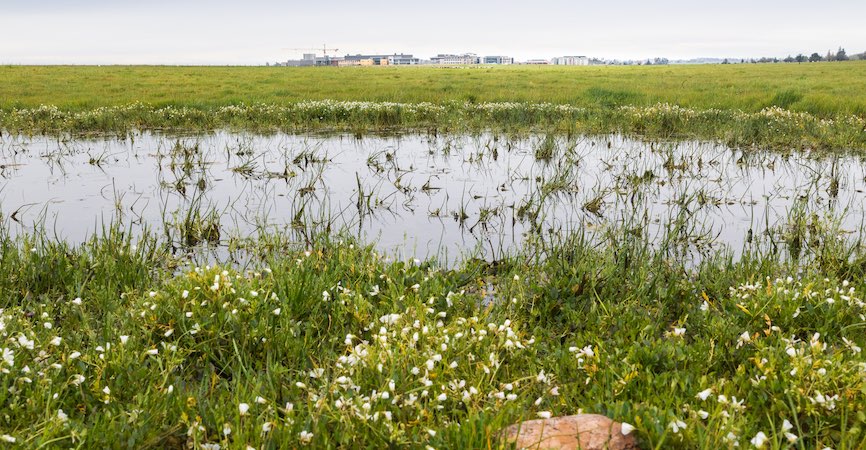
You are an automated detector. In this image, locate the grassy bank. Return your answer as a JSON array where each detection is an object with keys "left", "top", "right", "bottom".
[
  {"left": 2, "top": 101, "right": 866, "bottom": 151},
  {"left": 2, "top": 223, "right": 866, "bottom": 448},
  {"left": 2, "top": 63, "right": 866, "bottom": 117}
]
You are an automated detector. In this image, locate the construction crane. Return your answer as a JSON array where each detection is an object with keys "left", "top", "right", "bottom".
[{"left": 282, "top": 44, "right": 340, "bottom": 58}]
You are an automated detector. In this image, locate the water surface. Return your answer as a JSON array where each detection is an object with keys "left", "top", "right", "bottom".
[{"left": 1, "top": 131, "right": 863, "bottom": 263}]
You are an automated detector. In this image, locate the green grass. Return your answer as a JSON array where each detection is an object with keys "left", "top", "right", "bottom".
[
  {"left": 1, "top": 63, "right": 866, "bottom": 116},
  {"left": 2, "top": 64, "right": 865, "bottom": 151},
  {"left": 2, "top": 219, "right": 866, "bottom": 448}
]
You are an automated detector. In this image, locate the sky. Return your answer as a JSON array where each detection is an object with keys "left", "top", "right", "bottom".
[{"left": 1, "top": 0, "right": 864, "bottom": 64}]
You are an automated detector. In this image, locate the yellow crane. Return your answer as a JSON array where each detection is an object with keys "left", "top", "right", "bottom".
[{"left": 282, "top": 44, "right": 340, "bottom": 58}]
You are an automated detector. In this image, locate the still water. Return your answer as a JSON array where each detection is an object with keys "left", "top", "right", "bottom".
[{"left": 1, "top": 131, "right": 864, "bottom": 263}]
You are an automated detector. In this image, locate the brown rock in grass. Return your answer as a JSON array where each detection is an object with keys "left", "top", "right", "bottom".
[{"left": 501, "top": 413, "right": 639, "bottom": 450}]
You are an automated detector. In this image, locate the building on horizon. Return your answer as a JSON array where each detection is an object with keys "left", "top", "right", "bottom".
[
  {"left": 279, "top": 53, "right": 319, "bottom": 66},
  {"left": 551, "top": 56, "right": 589, "bottom": 66},
  {"left": 430, "top": 53, "right": 480, "bottom": 65},
  {"left": 522, "top": 59, "right": 550, "bottom": 65},
  {"left": 279, "top": 53, "right": 418, "bottom": 67},
  {"left": 343, "top": 53, "right": 420, "bottom": 65},
  {"left": 483, "top": 56, "right": 514, "bottom": 64},
  {"left": 386, "top": 54, "right": 420, "bottom": 65}
]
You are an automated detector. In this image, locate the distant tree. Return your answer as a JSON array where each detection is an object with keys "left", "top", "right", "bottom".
[
  {"left": 809, "top": 52, "right": 823, "bottom": 62},
  {"left": 836, "top": 47, "right": 849, "bottom": 61},
  {"left": 722, "top": 58, "right": 730, "bottom": 64},
  {"left": 795, "top": 54, "right": 807, "bottom": 63},
  {"left": 826, "top": 50, "right": 835, "bottom": 61},
  {"left": 783, "top": 55, "right": 795, "bottom": 63}
]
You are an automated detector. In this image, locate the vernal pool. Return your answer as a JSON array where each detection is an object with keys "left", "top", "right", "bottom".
[{"left": 1, "top": 131, "right": 864, "bottom": 264}]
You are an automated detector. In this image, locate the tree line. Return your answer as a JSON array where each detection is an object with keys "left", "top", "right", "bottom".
[{"left": 723, "top": 47, "right": 865, "bottom": 64}]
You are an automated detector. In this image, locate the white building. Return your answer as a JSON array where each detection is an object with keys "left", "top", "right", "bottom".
[
  {"left": 551, "top": 56, "right": 589, "bottom": 66},
  {"left": 342, "top": 53, "right": 420, "bottom": 65},
  {"left": 483, "top": 56, "right": 514, "bottom": 65},
  {"left": 387, "top": 54, "right": 420, "bottom": 65},
  {"left": 431, "top": 53, "right": 480, "bottom": 65}
]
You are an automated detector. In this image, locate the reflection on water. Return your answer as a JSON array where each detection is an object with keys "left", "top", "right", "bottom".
[{"left": 1, "top": 131, "right": 864, "bottom": 264}]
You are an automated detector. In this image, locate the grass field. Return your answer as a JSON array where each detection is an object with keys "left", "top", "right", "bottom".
[
  {"left": 3, "top": 220, "right": 866, "bottom": 448},
  {"left": 2, "top": 62, "right": 866, "bottom": 116},
  {"left": 2, "top": 63, "right": 865, "bottom": 151}
]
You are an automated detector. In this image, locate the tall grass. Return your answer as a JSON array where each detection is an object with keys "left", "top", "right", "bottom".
[{"left": 2, "top": 213, "right": 866, "bottom": 448}]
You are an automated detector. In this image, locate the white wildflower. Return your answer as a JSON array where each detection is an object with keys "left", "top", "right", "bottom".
[
  {"left": 536, "top": 370, "right": 548, "bottom": 383},
  {"left": 737, "top": 331, "right": 751, "bottom": 347},
  {"left": 17, "top": 334, "right": 34, "bottom": 350},
  {"left": 668, "top": 419, "right": 686, "bottom": 434},
  {"left": 1, "top": 348, "right": 13, "bottom": 366},
  {"left": 750, "top": 432, "right": 768, "bottom": 448},
  {"left": 620, "top": 423, "right": 634, "bottom": 435},
  {"left": 782, "top": 419, "right": 797, "bottom": 442},
  {"left": 299, "top": 430, "right": 313, "bottom": 443}
]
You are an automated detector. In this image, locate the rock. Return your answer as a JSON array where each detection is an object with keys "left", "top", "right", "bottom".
[{"left": 501, "top": 413, "right": 638, "bottom": 450}]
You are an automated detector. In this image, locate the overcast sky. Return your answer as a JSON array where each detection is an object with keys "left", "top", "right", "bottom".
[{"left": 1, "top": 0, "right": 863, "bottom": 64}]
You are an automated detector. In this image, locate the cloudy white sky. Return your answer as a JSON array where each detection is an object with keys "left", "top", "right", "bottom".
[{"left": 1, "top": 0, "right": 863, "bottom": 64}]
